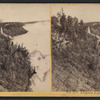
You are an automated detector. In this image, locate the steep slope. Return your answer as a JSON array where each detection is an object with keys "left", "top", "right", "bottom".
[
  {"left": 0, "top": 21, "right": 50, "bottom": 92},
  {"left": 52, "top": 12, "right": 100, "bottom": 91}
]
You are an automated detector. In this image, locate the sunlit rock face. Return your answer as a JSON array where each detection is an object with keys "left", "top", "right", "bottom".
[{"left": 12, "top": 21, "right": 50, "bottom": 92}]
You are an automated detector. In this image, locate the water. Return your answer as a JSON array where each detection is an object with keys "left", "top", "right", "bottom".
[{"left": 12, "top": 21, "right": 50, "bottom": 92}]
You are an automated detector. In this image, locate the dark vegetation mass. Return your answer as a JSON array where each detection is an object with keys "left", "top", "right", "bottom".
[
  {"left": 52, "top": 8, "right": 100, "bottom": 91},
  {"left": 0, "top": 22, "right": 33, "bottom": 91},
  {"left": 0, "top": 22, "right": 28, "bottom": 36}
]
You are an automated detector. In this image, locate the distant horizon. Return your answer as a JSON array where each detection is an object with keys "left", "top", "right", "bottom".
[
  {"left": 0, "top": 4, "right": 50, "bottom": 22},
  {"left": 0, "top": 19, "right": 50, "bottom": 23}
]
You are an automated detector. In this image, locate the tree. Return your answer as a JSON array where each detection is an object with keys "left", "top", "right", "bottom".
[
  {"left": 79, "top": 20, "right": 84, "bottom": 26},
  {"left": 59, "top": 8, "right": 66, "bottom": 32},
  {"left": 51, "top": 16, "right": 58, "bottom": 27}
]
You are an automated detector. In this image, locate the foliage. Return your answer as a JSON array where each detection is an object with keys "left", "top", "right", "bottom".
[
  {"left": 0, "top": 25, "right": 33, "bottom": 91},
  {"left": 52, "top": 8, "right": 100, "bottom": 91},
  {"left": 0, "top": 22, "right": 28, "bottom": 37}
]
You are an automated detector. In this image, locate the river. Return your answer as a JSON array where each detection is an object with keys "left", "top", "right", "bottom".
[{"left": 12, "top": 21, "right": 50, "bottom": 92}]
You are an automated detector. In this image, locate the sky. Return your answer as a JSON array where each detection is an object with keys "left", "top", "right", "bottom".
[
  {"left": 51, "top": 4, "right": 100, "bottom": 22},
  {"left": 1, "top": 4, "right": 100, "bottom": 23},
  {"left": 0, "top": 4, "right": 50, "bottom": 22}
]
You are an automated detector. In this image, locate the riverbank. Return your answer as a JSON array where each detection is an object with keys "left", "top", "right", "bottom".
[{"left": 12, "top": 21, "right": 50, "bottom": 92}]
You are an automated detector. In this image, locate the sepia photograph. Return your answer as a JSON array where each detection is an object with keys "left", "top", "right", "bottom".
[
  {"left": 0, "top": 4, "right": 50, "bottom": 92},
  {"left": 51, "top": 4, "right": 100, "bottom": 91}
]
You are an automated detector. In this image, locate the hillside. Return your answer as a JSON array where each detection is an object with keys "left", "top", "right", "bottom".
[
  {"left": 52, "top": 10, "right": 100, "bottom": 91},
  {"left": 0, "top": 20, "right": 50, "bottom": 92},
  {"left": 0, "top": 22, "right": 36, "bottom": 91},
  {"left": 0, "top": 22, "right": 27, "bottom": 37}
]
